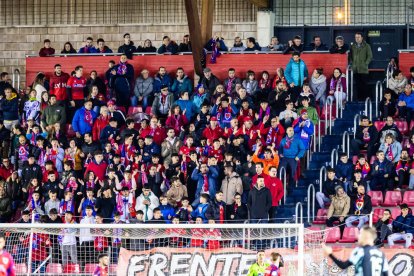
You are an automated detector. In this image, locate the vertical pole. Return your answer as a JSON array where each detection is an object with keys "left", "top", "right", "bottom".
[
  {"left": 184, "top": 0, "right": 204, "bottom": 77},
  {"left": 27, "top": 214, "right": 35, "bottom": 276},
  {"left": 201, "top": 0, "right": 215, "bottom": 45},
  {"left": 297, "top": 224, "right": 305, "bottom": 276},
  {"left": 369, "top": 212, "right": 373, "bottom": 227}
]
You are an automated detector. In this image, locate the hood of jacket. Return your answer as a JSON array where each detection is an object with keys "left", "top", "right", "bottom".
[{"left": 311, "top": 74, "right": 326, "bottom": 85}]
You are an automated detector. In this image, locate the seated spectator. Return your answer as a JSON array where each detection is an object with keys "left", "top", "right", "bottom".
[
  {"left": 397, "top": 84, "right": 414, "bottom": 126},
  {"left": 326, "top": 186, "right": 350, "bottom": 236},
  {"left": 152, "top": 85, "right": 174, "bottom": 120},
  {"left": 388, "top": 203, "right": 414, "bottom": 248},
  {"left": 204, "top": 35, "right": 228, "bottom": 52},
  {"left": 305, "top": 35, "right": 328, "bottom": 51},
  {"left": 171, "top": 67, "right": 192, "bottom": 100},
  {"left": 379, "top": 89, "right": 397, "bottom": 119},
  {"left": 370, "top": 150, "right": 394, "bottom": 193},
  {"left": 178, "top": 34, "right": 191, "bottom": 52},
  {"left": 395, "top": 149, "right": 411, "bottom": 190},
  {"left": 109, "top": 54, "right": 134, "bottom": 107},
  {"left": 136, "top": 39, "right": 157, "bottom": 53},
  {"left": 256, "top": 71, "right": 272, "bottom": 100},
  {"left": 132, "top": 69, "right": 153, "bottom": 109},
  {"left": 242, "top": 70, "right": 258, "bottom": 96},
  {"left": 61, "top": 41, "right": 77, "bottom": 54},
  {"left": 354, "top": 154, "right": 371, "bottom": 180},
  {"left": 39, "top": 39, "right": 55, "bottom": 57},
  {"left": 407, "top": 133, "right": 414, "bottom": 157},
  {"left": 78, "top": 37, "right": 97, "bottom": 54},
  {"left": 230, "top": 36, "right": 246, "bottom": 52},
  {"left": 297, "top": 84, "right": 316, "bottom": 107},
  {"left": 263, "top": 36, "right": 284, "bottom": 51},
  {"left": 198, "top": 67, "right": 220, "bottom": 95},
  {"left": 297, "top": 97, "right": 319, "bottom": 125},
  {"left": 271, "top": 67, "right": 288, "bottom": 90},
  {"left": 153, "top": 66, "right": 172, "bottom": 93},
  {"left": 310, "top": 68, "right": 327, "bottom": 106},
  {"left": 335, "top": 153, "right": 354, "bottom": 192},
  {"left": 350, "top": 115, "right": 378, "bottom": 161},
  {"left": 117, "top": 33, "right": 136, "bottom": 59},
  {"left": 347, "top": 170, "right": 368, "bottom": 197},
  {"left": 223, "top": 68, "right": 242, "bottom": 95},
  {"left": 329, "top": 36, "right": 349, "bottom": 54},
  {"left": 316, "top": 167, "right": 343, "bottom": 208},
  {"left": 87, "top": 85, "right": 105, "bottom": 114},
  {"left": 388, "top": 69, "right": 407, "bottom": 96},
  {"left": 374, "top": 209, "right": 393, "bottom": 247},
  {"left": 159, "top": 195, "right": 175, "bottom": 223},
  {"left": 139, "top": 117, "right": 166, "bottom": 146},
  {"left": 283, "top": 35, "right": 304, "bottom": 54},
  {"left": 377, "top": 116, "right": 402, "bottom": 145},
  {"left": 279, "top": 100, "right": 298, "bottom": 129},
  {"left": 157, "top": 36, "right": 178, "bottom": 54},
  {"left": 327, "top": 68, "right": 347, "bottom": 106},
  {"left": 244, "top": 37, "right": 261, "bottom": 51},
  {"left": 345, "top": 185, "right": 372, "bottom": 229},
  {"left": 378, "top": 133, "right": 402, "bottom": 163},
  {"left": 107, "top": 100, "right": 125, "bottom": 128},
  {"left": 96, "top": 38, "right": 113, "bottom": 54}
]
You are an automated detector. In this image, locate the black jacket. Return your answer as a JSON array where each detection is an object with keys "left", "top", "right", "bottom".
[
  {"left": 226, "top": 203, "right": 248, "bottom": 222},
  {"left": 348, "top": 194, "right": 372, "bottom": 215},
  {"left": 247, "top": 185, "right": 272, "bottom": 219},
  {"left": 136, "top": 46, "right": 156, "bottom": 53},
  {"left": 268, "top": 90, "right": 291, "bottom": 117},
  {"left": 355, "top": 124, "right": 378, "bottom": 145},
  {"left": 283, "top": 43, "right": 304, "bottom": 54},
  {"left": 117, "top": 43, "right": 137, "bottom": 59},
  {"left": 81, "top": 141, "right": 100, "bottom": 156},
  {"left": 198, "top": 75, "right": 221, "bottom": 94},
  {"left": 0, "top": 196, "right": 12, "bottom": 220},
  {"left": 377, "top": 123, "right": 402, "bottom": 143},
  {"left": 206, "top": 198, "right": 227, "bottom": 221},
  {"left": 329, "top": 43, "right": 350, "bottom": 54},
  {"left": 21, "top": 163, "right": 42, "bottom": 188},
  {"left": 322, "top": 178, "right": 343, "bottom": 198}
]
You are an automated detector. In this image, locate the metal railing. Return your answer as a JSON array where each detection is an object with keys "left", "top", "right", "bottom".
[
  {"left": 307, "top": 184, "right": 316, "bottom": 223},
  {"left": 319, "top": 166, "right": 327, "bottom": 193},
  {"left": 346, "top": 65, "right": 354, "bottom": 102},
  {"left": 386, "top": 69, "right": 390, "bottom": 89},
  {"left": 365, "top": 97, "right": 373, "bottom": 122},
  {"left": 375, "top": 81, "right": 383, "bottom": 119},
  {"left": 342, "top": 131, "right": 350, "bottom": 158},
  {"left": 353, "top": 114, "right": 361, "bottom": 139},
  {"left": 279, "top": 167, "right": 287, "bottom": 204},
  {"left": 334, "top": 87, "right": 344, "bottom": 119},
  {"left": 324, "top": 98, "right": 334, "bottom": 135},
  {"left": 12, "top": 69, "right": 20, "bottom": 91},
  {"left": 331, "top": 148, "right": 338, "bottom": 168},
  {"left": 295, "top": 202, "right": 304, "bottom": 224}
]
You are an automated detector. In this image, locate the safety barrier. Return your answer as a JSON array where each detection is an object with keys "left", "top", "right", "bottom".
[
  {"left": 324, "top": 98, "right": 334, "bottom": 135},
  {"left": 353, "top": 114, "right": 361, "bottom": 139},
  {"left": 346, "top": 65, "right": 354, "bottom": 102},
  {"left": 334, "top": 87, "right": 344, "bottom": 119},
  {"left": 279, "top": 166, "right": 287, "bottom": 204},
  {"left": 342, "top": 131, "right": 350, "bottom": 158},
  {"left": 365, "top": 97, "right": 373, "bottom": 122},
  {"left": 375, "top": 81, "right": 383, "bottom": 119},
  {"left": 331, "top": 148, "right": 338, "bottom": 168},
  {"left": 307, "top": 184, "right": 316, "bottom": 223},
  {"left": 295, "top": 202, "right": 304, "bottom": 224},
  {"left": 319, "top": 166, "right": 327, "bottom": 193}
]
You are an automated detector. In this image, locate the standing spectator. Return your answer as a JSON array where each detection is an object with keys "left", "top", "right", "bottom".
[
  {"left": 86, "top": 70, "right": 106, "bottom": 97},
  {"left": 247, "top": 176, "right": 272, "bottom": 223},
  {"left": 118, "top": 33, "right": 137, "bottom": 59},
  {"left": 133, "top": 69, "right": 154, "bottom": 109},
  {"left": 157, "top": 36, "right": 178, "bottom": 54},
  {"left": 61, "top": 211, "right": 78, "bottom": 266},
  {"left": 252, "top": 145, "right": 279, "bottom": 175},
  {"left": 199, "top": 68, "right": 221, "bottom": 95},
  {"left": 379, "top": 89, "right": 397, "bottom": 119},
  {"left": 283, "top": 35, "right": 304, "bottom": 54},
  {"left": 178, "top": 34, "right": 191, "bottom": 52},
  {"left": 191, "top": 158, "right": 219, "bottom": 206},
  {"left": 32, "top": 73, "right": 47, "bottom": 102},
  {"left": 386, "top": 57, "right": 399, "bottom": 79},
  {"left": 388, "top": 69, "right": 407, "bottom": 96},
  {"left": 220, "top": 164, "right": 243, "bottom": 206},
  {"left": 78, "top": 37, "right": 97, "bottom": 54},
  {"left": 72, "top": 100, "right": 97, "bottom": 137},
  {"left": 388, "top": 203, "right": 414, "bottom": 248},
  {"left": 61, "top": 42, "right": 77, "bottom": 54},
  {"left": 226, "top": 193, "right": 248, "bottom": 222},
  {"left": 266, "top": 166, "right": 284, "bottom": 219},
  {"left": 328, "top": 68, "right": 347, "bottom": 105},
  {"left": 0, "top": 186, "right": 11, "bottom": 223},
  {"left": 306, "top": 35, "right": 328, "bottom": 51},
  {"left": 329, "top": 36, "right": 349, "bottom": 54},
  {"left": 230, "top": 37, "right": 246, "bottom": 52},
  {"left": 345, "top": 185, "right": 372, "bottom": 229},
  {"left": 92, "top": 106, "right": 110, "bottom": 142},
  {"left": 136, "top": 39, "right": 156, "bottom": 53},
  {"left": 350, "top": 32, "right": 373, "bottom": 100},
  {"left": 175, "top": 91, "right": 196, "bottom": 121},
  {"left": 326, "top": 186, "right": 350, "bottom": 236},
  {"left": 0, "top": 87, "right": 19, "bottom": 130},
  {"left": 350, "top": 115, "right": 378, "bottom": 161},
  {"left": 285, "top": 52, "right": 308, "bottom": 103},
  {"left": 278, "top": 127, "right": 305, "bottom": 185},
  {"left": 397, "top": 84, "right": 414, "bottom": 126},
  {"left": 96, "top": 38, "right": 113, "bottom": 54},
  {"left": 310, "top": 68, "right": 327, "bottom": 105},
  {"left": 41, "top": 95, "right": 66, "bottom": 132},
  {"left": 0, "top": 72, "right": 12, "bottom": 97},
  {"left": 109, "top": 54, "right": 134, "bottom": 107},
  {"left": 79, "top": 206, "right": 95, "bottom": 266},
  {"left": 39, "top": 39, "right": 55, "bottom": 57},
  {"left": 171, "top": 67, "right": 192, "bottom": 99},
  {"left": 49, "top": 64, "right": 70, "bottom": 103},
  {"left": 161, "top": 128, "right": 183, "bottom": 165},
  {"left": 297, "top": 97, "right": 319, "bottom": 125},
  {"left": 135, "top": 185, "right": 160, "bottom": 222},
  {"left": 95, "top": 186, "right": 116, "bottom": 222},
  {"left": 67, "top": 65, "right": 88, "bottom": 117},
  {"left": 316, "top": 167, "right": 343, "bottom": 208},
  {"left": 292, "top": 109, "right": 314, "bottom": 150}
]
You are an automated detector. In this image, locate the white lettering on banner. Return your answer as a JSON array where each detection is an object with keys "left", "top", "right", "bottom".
[
  {"left": 191, "top": 253, "right": 216, "bottom": 275},
  {"left": 218, "top": 254, "right": 244, "bottom": 275},
  {"left": 149, "top": 253, "right": 168, "bottom": 276},
  {"left": 238, "top": 254, "right": 257, "bottom": 276},
  {"left": 170, "top": 253, "right": 192, "bottom": 276},
  {"left": 127, "top": 255, "right": 149, "bottom": 275}
]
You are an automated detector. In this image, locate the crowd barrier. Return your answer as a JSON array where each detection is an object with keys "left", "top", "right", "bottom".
[{"left": 26, "top": 52, "right": 348, "bottom": 86}]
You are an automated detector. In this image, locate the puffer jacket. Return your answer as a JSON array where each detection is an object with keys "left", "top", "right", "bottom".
[
  {"left": 1, "top": 92, "right": 19, "bottom": 121},
  {"left": 388, "top": 76, "right": 407, "bottom": 95},
  {"left": 220, "top": 172, "right": 243, "bottom": 205},
  {"left": 171, "top": 76, "right": 193, "bottom": 96},
  {"left": 327, "top": 194, "right": 350, "bottom": 218},
  {"left": 285, "top": 58, "right": 308, "bottom": 87},
  {"left": 134, "top": 76, "right": 154, "bottom": 98}
]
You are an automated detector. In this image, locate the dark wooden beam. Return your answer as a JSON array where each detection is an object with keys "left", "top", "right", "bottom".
[
  {"left": 184, "top": 0, "right": 203, "bottom": 77},
  {"left": 248, "top": 0, "right": 269, "bottom": 8},
  {"left": 201, "top": 0, "right": 215, "bottom": 45}
]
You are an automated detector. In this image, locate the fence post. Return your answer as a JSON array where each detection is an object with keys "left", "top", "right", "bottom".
[
  {"left": 297, "top": 224, "right": 305, "bottom": 276},
  {"left": 279, "top": 167, "right": 287, "bottom": 204},
  {"left": 307, "top": 184, "right": 315, "bottom": 223},
  {"left": 319, "top": 166, "right": 326, "bottom": 193},
  {"left": 27, "top": 214, "right": 35, "bottom": 276}
]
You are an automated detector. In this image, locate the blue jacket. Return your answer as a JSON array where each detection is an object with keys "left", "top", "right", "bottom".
[
  {"left": 72, "top": 107, "right": 97, "bottom": 135},
  {"left": 154, "top": 74, "right": 172, "bottom": 93},
  {"left": 211, "top": 104, "right": 238, "bottom": 129},
  {"left": 398, "top": 93, "right": 414, "bottom": 109},
  {"left": 78, "top": 46, "right": 98, "bottom": 54},
  {"left": 392, "top": 213, "right": 414, "bottom": 234},
  {"left": 0, "top": 93, "right": 19, "bottom": 121},
  {"left": 159, "top": 204, "right": 176, "bottom": 223},
  {"left": 142, "top": 143, "right": 160, "bottom": 163},
  {"left": 293, "top": 118, "right": 314, "bottom": 149},
  {"left": 335, "top": 160, "right": 354, "bottom": 182},
  {"left": 192, "top": 93, "right": 209, "bottom": 112},
  {"left": 191, "top": 166, "right": 219, "bottom": 200},
  {"left": 285, "top": 58, "right": 308, "bottom": 87},
  {"left": 191, "top": 202, "right": 210, "bottom": 222},
  {"left": 100, "top": 125, "right": 120, "bottom": 144},
  {"left": 175, "top": 99, "right": 197, "bottom": 121},
  {"left": 278, "top": 136, "right": 306, "bottom": 159},
  {"left": 171, "top": 76, "right": 193, "bottom": 96}
]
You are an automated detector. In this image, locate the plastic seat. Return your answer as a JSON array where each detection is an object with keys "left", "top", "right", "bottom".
[
  {"left": 46, "top": 263, "right": 63, "bottom": 273},
  {"left": 368, "top": 191, "right": 384, "bottom": 207},
  {"left": 383, "top": 191, "right": 402, "bottom": 206},
  {"left": 374, "top": 121, "right": 385, "bottom": 131},
  {"left": 84, "top": 263, "right": 98, "bottom": 273},
  {"left": 128, "top": 106, "right": 143, "bottom": 115},
  {"left": 391, "top": 208, "right": 401, "bottom": 219},
  {"left": 372, "top": 208, "right": 384, "bottom": 224},
  {"left": 145, "top": 106, "right": 152, "bottom": 115},
  {"left": 63, "top": 263, "right": 80, "bottom": 273},
  {"left": 395, "top": 120, "right": 408, "bottom": 135},
  {"left": 339, "top": 227, "right": 359, "bottom": 243},
  {"left": 402, "top": 191, "right": 414, "bottom": 207},
  {"left": 15, "top": 263, "right": 28, "bottom": 274},
  {"left": 313, "top": 209, "right": 328, "bottom": 225},
  {"left": 325, "top": 227, "right": 341, "bottom": 243},
  {"left": 320, "top": 104, "right": 337, "bottom": 120}
]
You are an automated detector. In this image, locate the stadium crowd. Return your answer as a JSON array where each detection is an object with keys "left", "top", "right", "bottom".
[{"left": 0, "top": 31, "right": 414, "bottom": 270}]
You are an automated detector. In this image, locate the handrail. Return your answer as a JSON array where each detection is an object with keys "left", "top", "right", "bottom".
[
  {"left": 375, "top": 81, "right": 383, "bottom": 118},
  {"left": 342, "top": 131, "right": 350, "bottom": 157},
  {"left": 324, "top": 98, "right": 333, "bottom": 135},
  {"left": 369, "top": 211, "right": 373, "bottom": 227},
  {"left": 306, "top": 148, "right": 311, "bottom": 170},
  {"left": 279, "top": 167, "right": 287, "bottom": 204},
  {"left": 365, "top": 97, "right": 373, "bottom": 122},
  {"left": 312, "top": 125, "right": 317, "bottom": 152},
  {"left": 331, "top": 148, "right": 338, "bottom": 168},
  {"left": 318, "top": 120, "right": 321, "bottom": 152},
  {"left": 386, "top": 69, "right": 390, "bottom": 88},
  {"left": 346, "top": 65, "right": 353, "bottom": 102},
  {"left": 353, "top": 114, "right": 361, "bottom": 139},
  {"left": 329, "top": 99, "right": 333, "bottom": 134},
  {"left": 295, "top": 202, "right": 304, "bottom": 224},
  {"left": 319, "top": 166, "right": 327, "bottom": 193},
  {"left": 335, "top": 86, "right": 344, "bottom": 119},
  {"left": 12, "top": 69, "right": 20, "bottom": 91},
  {"left": 282, "top": 220, "right": 292, "bottom": 248},
  {"left": 307, "top": 184, "right": 316, "bottom": 223}
]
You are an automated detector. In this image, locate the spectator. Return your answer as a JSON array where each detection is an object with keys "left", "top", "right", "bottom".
[
  {"left": 306, "top": 35, "right": 328, "bottom": 51},
  {"left": 204, "top": 35, "right": 228, "bottom": 52},
  {"left": 96, "top": 38, "right": 113, "bottom": 54},
  {"left": 252, "top": 145, "right": 279, "bottom": 175},
  {"left": 206, "top": 191, "right": 227, "bottom": 223},
  {"left": 278, "top": 127, "right": 305, "bottom": 185},
  {"left": 136, "top": 39, "right": 156, "bottom": 53},
  {"left": 226, "top": 193, "right": 248, "bottom": 222},
  {"left": 109, "top": 54, "right": 134, "bottom": 107},
  {"left": 268, "top": 81, "right": 290, "bottom": 117},
  {"left": 310, "top": 68, "right": 327, "bottom": 105},
  {"left": 191, "top": 158, "right": 219, "bottom": 206},
  {"left": 329, "top": 36, "right": 349, "bottom": 54},
  {"left": 175, "top": 91, "right": 196, "bottom": 121},
  {"left": 161, "top": 128, "right": 183, "bottom": 165},
  {"left": 0, "top": 72, "right": 12, "bottom": 97},
  {"left": 67, "top": 65, "right": 88, "bottom": 114},
  {"left": 191, "top": 193, "right": 210, "bottom": 222},
  {"left": 39, "top": 39, "right": 55, "bottom": 57},
  {"left": 153, "top": 66, "right": 172, "bottom": 93},
  {"left": 78, "top": 37, "right": 97, "bottom": 54},
  {"left": 263, "top": 36, "right": 284, "bottom": 51},
  {"left": 0, "top": 87, "right": 19, "bottom": 130},
  {"left": 247, "top": 176, "right": 272, "bottom": 223},
  {"left": 397, "top": 84, "right": 414, "bottom": 126},
  {"left": 32, "top": 73, "right": 47, "bottom": 102},
  {"left": 0, "top": 123, "right": 10, "bottom": 159},
  {"left": 117, "top": 33, "right": 136, "bottom": 59},
  {"left": 244, "top": 37, "right": 261, "bottom": 51},
  {"left": 266, "top": 166, "right": 284, "bottom": 219},
  {"left": 347, "top": 170, "right": 368, "bottom": 198},
  {"left": 350, "top": 115, "right": 378, "bottom": 161},
  {"left": 374, "top": 209, "right": 392, "bottom": 247},
  {"left": 292, "top": 109, "right": 314, "bottom": 150},
  {"left": 157, "top": 36, "right": 178, "bottom": 55},
  {"left": 297, "top": 83, "right": 316, "bottom": 107},
  {"left": 152, "top": 85, "right": 174, "bottom": 119},
  {"left": 388, "top": 69, "right": 407, "bottom": 96},
  {"left": 259, "top": 115, "right": 285, "bottom": 149},
  {"left": 178, "top": 34, "right": 191, "bottom": 52},
  {"left": 198, "top": 67, "right": 220, "bottom": 95},
  {"left": 242, "top": 70, "right": 258, "bottom": 96},
  {"left": 230, "top": 36, "right": 246, "bottom": 52},
  {"left": 345, "top": 185, "right": 372, "bottom": 229},
  {"left": 350, "top": 32, "right": 373, "bottom": 100},
  {"left": 327, "top": 68, "right": 347, "bottom": 106},
  {"left": 166, "top": 177, "right": 188, "bottom": 207},
  {"left": 297, "top": 97, "right": 319, "bottom": 125},
  {"left": 139, "top": 117, "right": 166, "bottom": 146},
  {"left": 316, "top": 167, "right": 343, "bottom": 208},
  {"left": 49, "top": 64, "right": 70, "bottom": 104},
  {"left": 0, "top": 185, "right": 11, "bottom": 223},
  {"left": 257, "top": 71, "right": 272, "bottom": 100},
  {"left": 377, "top": 117, "right": 402, "bottom": 145},
  {"left": 41, "top": 95, "right": 66, "bottom": 132},
  {"left": 379, "top": 89, "right": 397, "bottom": 119},
  {"left": 370, "top": 150, "right": 394, "bottom": 193},
  {"left": 86, "top": 70, "right": 106, "bottom": 97},
  {"left": 72, "top": 100, "right": 97, "bottom": 137},
  {"left": 285, "top": 52, "right": 308, "bottom": 102},
  {"left": 335, "top": 153, "right": 354, "bottom": 192},
  {"left": 379, "top": 133, "right": 402, "bottom": 163},
  {"left": 22, "top": 89, "right": 40, "bottom": 124},
  {"left": 171, "top": 67, "right": 192, "bottom": 99},
  {"left": 133, "top": 69, "right": 154, "bottom": 109},
  {"left": 61, "top": 211, "right": 78, "bottom": 265},
  {"left": 283, "top": 35, "right": 304, "bottom": 54},
  {"left": 386, "top": 57, "right": 399, "bottom": 79},
  {"left": 326, "top": 186, "right": 350, "bottom": 236},
  {"left": 223, "top": 68, "right": 242, "bottom": 95},
  {"left": 61, "top": 42, "right": 77, "bottom": 54},
  {"left": 395, "top": 149, "right": 411, "bottom": 190},
  {"left": 409, "top": 67, "right": 414, "bottom": 91},
  {"left": 271, "top": 68, "right": 288, "bottom": 90},
  {"left": 388, "top": 203, "right": 414, "bottom": 248},
  {"left": 220, "top": 164, "right": 243, "bottom": 206},
  {"left": 279, "top": 100, "right": 298, "bottom": 129},
  {"left": 211, "top": 96, "right": 237, "bottom": 129}
]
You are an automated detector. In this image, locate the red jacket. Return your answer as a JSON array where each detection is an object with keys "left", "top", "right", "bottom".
[
  {"left": 166, "top": 114, "right": 189, "bottom": 136},
  {"left": 67, "top": 76, "right": 87, "bottom": 101},
  {"left": 259, "top": 122, "right": 285, "bottom": 148},
  {"left": 22, "top": 233, "right": 50, "bottom": 261},
  {"left": 202, "top": 126, "right": 224, "bottom": 144},
  {"left": 266, "top": 176, "right": 284, "bottom": 207},
  {"left": 139, "top": 126, "right": 166, "bottom": 145},
  {"left": 92, "top": 115, "right": 110, "bottom": 141},
  {"left": 0, "top": 165, "right": 13, "bottom": 180},
  {"left": 49, "top": 72, "right": 70, "bottom": 101},
  {"left": 85, "top": 160, "right": 108, "bottom": 181}
]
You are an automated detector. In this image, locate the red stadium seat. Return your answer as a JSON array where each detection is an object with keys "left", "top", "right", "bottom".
[
  {"left": 391, "top": 208, "right": 401, "bottom": 220},
  {"left": 389, "top": 245, "right": 405, "bottom": 249},
  {"left": 63, "top": 264, "right": 80, "bottom": 273},
  {"left": 84, "top": 263, "right": 98, "bottom": 273},
  {"left": 402, "top": 191, "right": 414, "bottom": 206},
  {"left": 374, "top": 121, "right": 385, "bottom": 131},
  {"left": 313, "top": 209, "right": 328, "bottom": 225},
  {"left": 46, "top": 263, "right": 63, "bottom": 273},
  {"left": 128, "top": 106, "right": 143, "bottom": 115},
  {"left": 339, "top": 227, "right": 359, "bottom": 243},
  {"left": 320, "top": 104, "right": 337, "bottom": 120},
  {"left": 15, "top": 263, "right": 28, "bottom": 274},
  {"left": 383, "top": 191, "right": 402, "bottom": 206},
  {"left": 368, "top": 191, "right": 384, "bottom": 207},
  {"left": 325, "top": 227, "right": 341, "bottom": 243},
  {"left": 145, "top": 106, "right": 152, "bottom": 115},
  {"left": 372, "top": 208, "right": 384, "bottom": 224},
  {"left": 395, "top": 120, "right": 408, "bottom": 135}
]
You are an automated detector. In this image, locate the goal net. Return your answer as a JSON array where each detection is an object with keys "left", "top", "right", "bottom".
[{"left": 1, "top": 222, "right": 328, "bottom": 275}]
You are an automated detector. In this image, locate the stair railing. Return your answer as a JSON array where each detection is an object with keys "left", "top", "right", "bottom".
[
  {"left": 346, "top": 65, "right": 354, "bottom": 102},
  {"left": 319, "top": 166, "right": 327, "bottom": 193},
  {"left": 318, "top": 121, "right": 321, "bottom": 152},
  {"left": 12, "top": 69, "right": 20, "bottom": 91},
  {"left": 375, "top": 81, "right": 383, "bottom": 118},
  {"left": 307, "top": 184, "right": 316, "bottom": 223},
  {"left": 334, "top": 86, "right": 344, "bottom": 119},
  {"left": 365, "top": 97, "right": 373, "bottom": 122},
  {"left": 342, "top": 131, "right": 350, "bottom": 157},
  {"left": 353, "top": 114, "right": 361, "bottom": 139},
  {"left": 279, "top": 167, "right": 287, "bottom": 204},
  {"left": 324, "top": 98, "right": 334, "bottom": 135},
  {"left": 386, "top": 69, "right": 390, "bottom": 88},
  {"left": 331, "top": 148, "right": 339, "bottom": 168},
  {"left": 312, "top": 125, "right": 317, "bottom": 152},
  {"left": 295, "top": 202, "right": 304, "bottom": 224}
]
